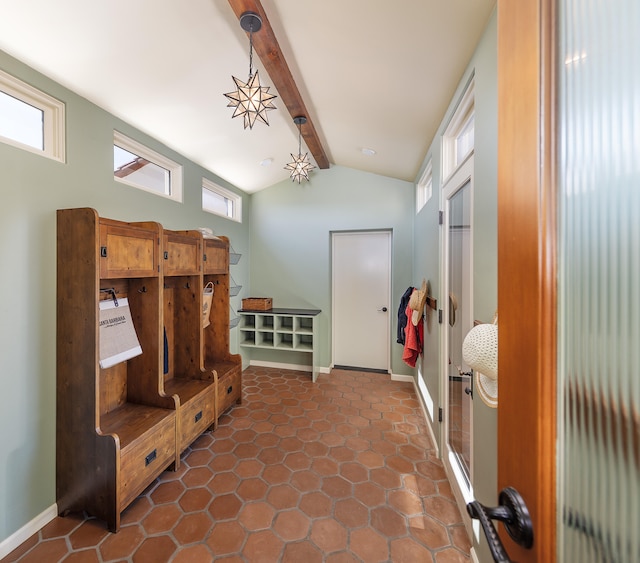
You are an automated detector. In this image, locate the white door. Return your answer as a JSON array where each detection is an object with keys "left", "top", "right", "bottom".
[{"left": 331, "top": 231, "right": 391, "bottom": 371}]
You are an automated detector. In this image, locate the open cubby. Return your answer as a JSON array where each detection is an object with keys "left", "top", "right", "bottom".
[{"left": 238, "top": 308, "right": 321, "bottom": 381}]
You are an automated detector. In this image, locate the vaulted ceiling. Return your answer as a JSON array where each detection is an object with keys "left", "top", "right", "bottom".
[{"left": 0, "top": 0, "right": 495, "bottom": 193}]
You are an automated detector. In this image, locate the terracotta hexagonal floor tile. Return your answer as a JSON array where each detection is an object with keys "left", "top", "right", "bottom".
[
  {"left": 234, "top": 459, "right": 264, "bottom": 478},
  {"left": 408, "top": 514, "right": 450, "bottom": 550},
  {"left": 184, "top": 448, "right": 214, "bottom": 467},
  {"left": 349, "top": 528, "right": 389, "bottom": 563},
  {"left": 389, "top": 489, "right": 424, "bottom": 516},
  {"left": 321, "top": 476, "right": 352, "bottom": 499},
  {"left": 257, "top": 446, "right": 286, "bottom": 465},
  {"left": 242, "top": 530, "right": 284, "bottom": 563},
  {"left": 266, "top": 484, "right": 301, "bottom": 510},
  {"left": 211, "top": 438, "right": 235, "bottom": 454},
  {"left": 208, "top": 452, "right": 238, "bottom": 472},
  {"left": 283, "top": 451, "right": 311, "bottom": 471},
  {"left": 449, "top": 524, "right": 472, "bottom": 552},
  {"left": 311, "top": 456, "right": 339, "bottom": 477},
  {"left": 423, "top": 496, "right": 465, "bottom": 526},
  {"left": 340, "top": 461, "right": 369, "bottom": 483},
  {"left": 328, "top": 445, "right": 356, "bottom": 462},
  {"left": 182, "top": 466, "right": 213, "bottom": 488},
  {"left": 299, "top": 490, "right": 333, "bottom": 518},
  {"left": 150, "top": 480, "right": 186, "bottom": 505},
  {"left": 262, "top": 464, "right": 292, "bottom": 485},
  {"left": 334, "top": 498, "right": 368, "bottom": 528},
  {"left": 356, "top": 450, "right": 385, "bottom": 469},
  {"left": 354, "top": 481, "right": 386, "bottom": 507},
  {"left": 391, "top": 536, "right": 435, "bottom": 562},
  {"left": 208, "top": 493, "right": 242, "bottom": 520},
  {"left": 238, "top": 501, "right": 276, "bottom": 531},
  {"left": 273, "top": 509, "right": 311, "bottom": 541},
  {"left": 40, "top": 513, "right": 84, "bottom": 540},
  {"left": 309, "top": 518, "right": 348, "bottom": 553},
  {"left": 325, "top": 551, "right": 360, "bottom": 563},
  {"left": 403, "top": 473, "right": 438, "bottom": 497},
  {"left": 179, "top": 487, "right": 213, "bottom": 513},
  {"left": 385, "top": 454, "right": 416, "bottom": 474},
  {"left": 236, "top": 477, "right": 269, "bottom": 501},
  {"left": 133, "top": 535, "right": 177, "bottom": 562},
  {"left": 370, "top": 467, "right": 402, "bottom": 490},
  {"left": 172, "top": 512, "right": 213, "bottom": 544},
  {"left": 99, "top": 524, "right": 144, "bottom": 560},
  {"left": 279, "top": 436, "right": 304, "bottom": 452},
  {"left": 232, "top": 442, "right": 260, "bottom": 459},
  {"left": 370, "top": 506, "right": 407, "bottom": 538},
  {"left": 62, "top": 549, "right": 101, "bottom": 562},
  {"left": 141, "top": 504, "right": 182, "bottom": 535},
  {"left": 433, "top": 546, "right": 472, "bottom": 562},
  {"left": 282, "top": 540, "right": 323, "bottom": 563},
  {"left": 68, "top": 519, "right": 109, "bottom": 550},
  {"left": 208, "top": 471, "right": 240, "bottom": 494},
  {"left": 171, "top": 543, "right": 215, "bottom": 563},
  {"left": 15, "top": 539, "right": 69, "bottom": 563},
  {"left": 206, "top": 520, "right": 246, "bottom": 555},
  {"left": 416, "top": 459, "right": 448, "bottom": 480}
]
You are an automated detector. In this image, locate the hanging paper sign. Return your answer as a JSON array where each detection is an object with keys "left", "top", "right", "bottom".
[{"left": 99, "top": 297, "right": 143, "bottom": 369}]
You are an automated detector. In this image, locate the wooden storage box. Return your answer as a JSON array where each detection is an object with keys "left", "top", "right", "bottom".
[{"left": 242, "top": 297, "right": 272, "bottom": 311}]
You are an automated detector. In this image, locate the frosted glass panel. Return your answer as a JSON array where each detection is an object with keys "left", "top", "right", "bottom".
[{"left": 558, "top": 1, "right": 640, "bottom": 561}]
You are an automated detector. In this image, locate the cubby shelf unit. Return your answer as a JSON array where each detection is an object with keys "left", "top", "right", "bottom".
[{"left": 239, "top": 308, "right": 320, "bottom": 382}]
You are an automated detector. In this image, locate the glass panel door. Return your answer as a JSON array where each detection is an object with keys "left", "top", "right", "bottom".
[
  {"left": 558, "top": 0, "right": 640, "bottom": 560},
  {"left": 447, "top": 179, "right": 473, "bottom": 482}
]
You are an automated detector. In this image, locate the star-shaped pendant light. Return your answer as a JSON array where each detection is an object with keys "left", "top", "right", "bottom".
[
  {"left": 224, "top": 12, "right": 277, "bottom": 129},
  {"left": 285, "top": 116, "right": 316, "bottom": 183}
]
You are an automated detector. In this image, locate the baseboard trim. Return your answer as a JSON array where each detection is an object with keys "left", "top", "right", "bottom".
[
  {"left": 390, "top": 373, "right": 414, "bottom": 382},
  {"left": 470, "top": 546, "right": 480, "bottom": 563},
  {"left": 411, "top": 378, "right": 440, "bottom": 458},
  {"left": 0, "top": 504, "right": 57, "bottom": 560}
]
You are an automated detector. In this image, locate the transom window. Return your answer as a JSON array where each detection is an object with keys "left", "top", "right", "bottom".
[
  {"left": 442, "top": 77, "right": 475, "bottom": 182},
  {"left": 202, "top": 178, "right": 242, "bottom": 223},
  {"left": 0, "top": 68, "right": 65, "bottom": 162},
  {"left": 416, "top": 159, "right": 433, "bottom": 213},
  {"left": 113, "top": 131, "right": 183, "bottom": 202}
]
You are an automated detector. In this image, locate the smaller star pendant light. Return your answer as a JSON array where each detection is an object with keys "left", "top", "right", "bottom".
[
  {"left": 224, "top": 12, "right": 277, "bottom": 130},
  {"left": 285, "top": 116, "right": 316, "bottom": 183}
]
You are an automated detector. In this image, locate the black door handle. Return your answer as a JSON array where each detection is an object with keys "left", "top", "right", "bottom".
[{"left": 466, "top": 487, "right": 533, "bottom": 563}]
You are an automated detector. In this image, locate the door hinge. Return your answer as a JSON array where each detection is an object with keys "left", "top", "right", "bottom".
[
  {"left": 439, "top": 211, "right": 444, "bottom": 225},
  {"left": 438, "top": 309, "right": 443, "bottom": 324},
  {"left": 438, "top": 407, "right": 443, "bottom": 422}
]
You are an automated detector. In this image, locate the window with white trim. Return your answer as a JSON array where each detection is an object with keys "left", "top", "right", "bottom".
[
  {"left": 113, "top": 131, "right": 183, "bottom": 202},
  {"left": 442, "top": 78, "right": 475, "bottom": 182},
  {"left": 416, "top": 159, "right": 433, "bottom": 213},
  {"left": 0, "top": 69, "right": 65, "bottom": 162},
  {"left": 202, "top": 178, "right": 242, "bottom": 223}
]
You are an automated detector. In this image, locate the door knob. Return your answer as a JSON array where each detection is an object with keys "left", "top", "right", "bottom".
[
  {"left": 378, "top": 307, "right": 388, "bottom": 312},
  {"left": 466, "top": 487, "right": 533, "bottom": 563}
]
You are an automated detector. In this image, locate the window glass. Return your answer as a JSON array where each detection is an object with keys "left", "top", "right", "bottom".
[
  {"left": 113, "top": 131, "right": 182, "bottom": 202},
  {"left": 416, "top": 160, "right": 433, "bottom": 213},
  {"left": 0, "top": 68, "right": 65, "bottom": 162},
  {"left": 0, "top": 91, "right": 44, "bottom": 150},
  {"left": 202, "top": 178, "right": 242, "bottom": 223}
]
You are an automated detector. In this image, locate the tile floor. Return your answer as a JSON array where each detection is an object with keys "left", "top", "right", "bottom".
[{"left": 2, "top": 366, "right": 471, "bottom": 563}]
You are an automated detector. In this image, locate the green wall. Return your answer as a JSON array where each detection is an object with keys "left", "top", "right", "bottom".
[
  {"left": 412, "top": 9, "right": 498, "bottom": 561},
  {"left": 248, "top": 165, "right": 415, "bottom": 375},
  {"left": 0, "top": 11, "right": 499, "bottom": 560},
  {"left": 0, "top": 49, "right": 250, "bottom": 543}
]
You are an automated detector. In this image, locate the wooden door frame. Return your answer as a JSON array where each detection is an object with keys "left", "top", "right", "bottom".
[{"left": 497, "top": 0, "right": 557, "bottom": 561}]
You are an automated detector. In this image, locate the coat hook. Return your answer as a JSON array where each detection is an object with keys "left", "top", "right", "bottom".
[{"left": 100, "top": 287, "right": 118, "bottom": 307}]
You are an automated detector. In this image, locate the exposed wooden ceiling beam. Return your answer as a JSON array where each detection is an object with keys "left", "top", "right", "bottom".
[{"left": 227, "top": 0, "right": 330, "bottom": 169}]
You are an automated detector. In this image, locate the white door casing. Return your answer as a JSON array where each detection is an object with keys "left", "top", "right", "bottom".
[
  {"left": 331, "top": 231, "right": 391, "bottom": 371},
  {"left": 440, "top": 156, "right": 475, "bottom": 516}
]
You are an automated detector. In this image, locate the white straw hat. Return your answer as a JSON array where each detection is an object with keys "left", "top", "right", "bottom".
[{"left": 462, "top": 322, "right": 498, "bottom": 408}]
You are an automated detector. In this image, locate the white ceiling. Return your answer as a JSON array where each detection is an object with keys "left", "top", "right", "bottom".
[{"left": 0, "top": 0, "right": 495, "bottom": 193}]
